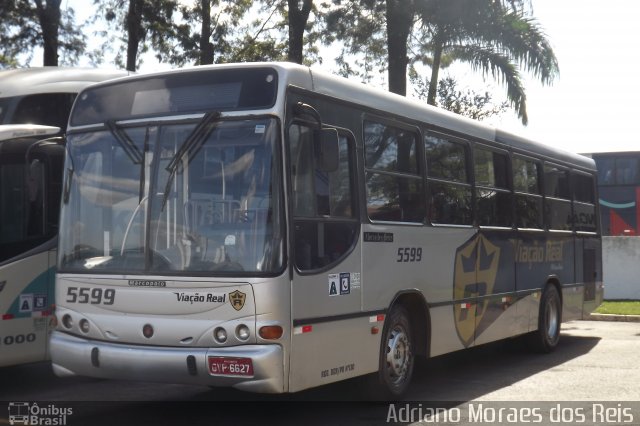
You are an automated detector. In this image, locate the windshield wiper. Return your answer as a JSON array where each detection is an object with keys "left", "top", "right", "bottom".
[
  {"left": 161, "top": 111, "right": 221, "bottom": 210},
  {"left": 106, "top": 120, "right": 143, "bottom": 164},
  {"left": 62, "top": 143, "right": 75, "bottom": 204}
]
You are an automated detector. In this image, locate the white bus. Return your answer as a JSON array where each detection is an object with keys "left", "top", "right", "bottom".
[
  {"left": 50, "top": 62, "right": 602, "bottom": 397},
  {"left": 0, "top": 68, "right": 128, "bottom": 368}
]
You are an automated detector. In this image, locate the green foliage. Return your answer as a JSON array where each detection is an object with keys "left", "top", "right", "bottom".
[
  {"left": 0, "top": 0, "right": 86, "bottom": 67},
  {"left": 93, "top": 0, "right": 179, "bottom": 71},
  {"left": 409, "top": 66, "right": 508, "bottom": 121},
  {"left": 323, "top": 0, "right": 388, "bottom": 83},
  {"left": 0, "top": 0, "right": 556, "bottom": 126},
  {"left": 413, "top": 0, "right": 558, "bottom": 124},
  {"left": 595, "top": 301, "right": 640, "bottom": 316}
]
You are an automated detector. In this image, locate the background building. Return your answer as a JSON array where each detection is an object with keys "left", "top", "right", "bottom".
[{"left": 588, "top": 152, "right": 640, "bottom": 299}]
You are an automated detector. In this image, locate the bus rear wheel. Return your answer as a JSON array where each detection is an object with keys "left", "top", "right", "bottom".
[
  {"left": 368, "top": 305, "right": 414, "bottom": 399},
  {"left": 528, "top": 285, "right": 562, "bottom": 353}
]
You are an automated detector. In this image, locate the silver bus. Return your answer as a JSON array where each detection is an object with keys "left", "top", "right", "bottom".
[
  {"left": 0, "top": 67, "right": 128, "bottom": 368},
  {"left": 50, "top": 62, "right": 602, "bottom": 397}
]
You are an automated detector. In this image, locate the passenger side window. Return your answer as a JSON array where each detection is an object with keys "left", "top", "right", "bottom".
[
  {"left": 364, "top": 121, "right": 424, "bottom": 222},
  {"left": 474, "top": 147, "right": 511, "bottom": 227},
  {"left": 13, "top": 93, "right": 76, "bottom": 129},
  {"left": 513, "top": 156, "right": 543, "bottom": 229},
  {"left": 544, "top": 164, "right": 572, "bottom": 230},
  {"left": 289, "top": 123, "right": 358, "bottom": 271},
  {"left": 0, "top": 157, "right": 49, "bottom": 263},
  {"left": 573, "top": 172, "right": 597, "bottom": 232},
  {"left": 425, "top": 133, "right": 472, "bottom": 225}
]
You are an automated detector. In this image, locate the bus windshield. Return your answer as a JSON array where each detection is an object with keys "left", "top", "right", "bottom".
[{"left": 59, "top": 117, "right": 284, "bottom": 275}]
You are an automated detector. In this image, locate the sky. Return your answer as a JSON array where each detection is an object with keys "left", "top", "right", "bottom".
[
  {"left": 493, "top": 0, "right": 640, "bottom": 154},
  {"left": 54, "top": 0, "right": 640, "bottom": 154}
]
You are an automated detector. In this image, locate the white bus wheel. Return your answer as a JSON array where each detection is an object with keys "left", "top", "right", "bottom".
[
  {"left": 528, "top": 285, "right": 562, "bottom": 353},
  {"left": 371, "top": 305, "right": 415, "bottom": 399}
]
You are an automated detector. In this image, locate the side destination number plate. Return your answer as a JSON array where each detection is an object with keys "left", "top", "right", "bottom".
[{"left": 208, "top": 356, "right": 254, "bottom": 377}]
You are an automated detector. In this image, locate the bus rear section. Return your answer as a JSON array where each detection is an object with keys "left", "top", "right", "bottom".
[
  {"left": 0, "top": 129, "right": 62, "bottom": 367},
  {"left": 0, "top": 67, "right": 129, "bottom": 368}
]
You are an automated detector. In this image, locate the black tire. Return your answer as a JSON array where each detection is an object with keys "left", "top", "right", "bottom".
[
  {"left": 367, "top": 305, "right": 415, "bottom": 400},
  {"left": 528, "top": 285, "right": 562, "bottom": 353}
]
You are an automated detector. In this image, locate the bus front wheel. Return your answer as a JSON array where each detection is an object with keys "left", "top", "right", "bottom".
[
  {"left": 528, "top": 285, "right": 562, "bottom": 353},
  {"left": 368, "top": 305, "right": 415, "bottom": 399}
]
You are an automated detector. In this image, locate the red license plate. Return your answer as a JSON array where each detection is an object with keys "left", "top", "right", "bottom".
[{"left": 208, "top": 356, "right": 254, "bottom": 377}]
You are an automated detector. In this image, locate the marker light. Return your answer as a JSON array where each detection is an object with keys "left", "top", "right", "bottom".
[
  {"left": 236, "top": 324, "right": 250, "bottom": 341},
  {"left": 214, "top": 327, "right": 227, "bottom": 343},
  {"left": 259, "top": 326, "right": 283, "bottom": 340},
  {"left": 62, "top": 314, "right": 73, "bottom": 329},
  {"left": 79, "top": 319, "right": 90, "bottom": 333},
  {"left": 142, "top": 324, "right": 154, "bottom": 338}
]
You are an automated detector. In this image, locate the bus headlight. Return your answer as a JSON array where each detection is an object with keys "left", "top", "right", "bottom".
[
  {"left": 213, "top": 327, "right": 227, "bottom": 343},
  {"left": 79, "top": 318, "right": 90, "bottom": 333},
  {"left": 236, "top": 324, "right": 250, "bottom": 341},
  {"left": 61, "top": 314, "right": 73, "bottom": 329},
  {"left": 142, "top": 324, "right": 154, "bottom": 339}
]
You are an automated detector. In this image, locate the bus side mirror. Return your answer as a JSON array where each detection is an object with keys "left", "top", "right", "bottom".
[{"left": 314, "top": 128, "right": 339, "bottom": 172}]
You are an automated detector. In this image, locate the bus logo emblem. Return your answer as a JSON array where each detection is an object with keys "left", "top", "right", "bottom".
[
  {"left": 453, "top": 234, "right": 500, "bottom": 348},
  {"left": 229, "top": 290, "right": 246, "bottom": 311}
]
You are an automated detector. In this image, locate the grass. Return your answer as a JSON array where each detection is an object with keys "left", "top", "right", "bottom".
[{"left": 594, "top": 300, "right": 640, "bottom": 316}]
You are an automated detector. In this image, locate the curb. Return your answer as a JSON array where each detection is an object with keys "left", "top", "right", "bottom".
[{"left": 588, "top": 313, "right": 640, "bottom": 322}]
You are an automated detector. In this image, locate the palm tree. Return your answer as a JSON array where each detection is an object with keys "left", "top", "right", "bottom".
[{"left": 414, "top": 0, "right": 558, "bottom": 124}]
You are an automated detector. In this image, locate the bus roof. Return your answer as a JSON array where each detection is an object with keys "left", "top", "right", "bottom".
[
  {"left": 0, "top": 67, "right": 130, "bottom": 98},
  {"left": 305, "top": 65, "right": 595, "bottom": 172},
  {"left": 0, "top": 124, "right": 60, "bottom": 141},
  {"left": 69, "top": 62, "right": 595, "bottom": 172}
]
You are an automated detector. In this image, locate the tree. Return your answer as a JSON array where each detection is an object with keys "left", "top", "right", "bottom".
[
  {"left": 322, "top": 0, "right": 556, "bottom": 124},
  {"left": 125, "top": 0, "right": 144, "bottom": 71},
  {"left": 409, "top": 67, "right": 508, "bottom": 120},
  {"left": 323, "top": 0, "right": 388, "bottom": 84},
  {"left": 98, "top": 0, "right": 177, "bottom": 71},
  {"left": 0, "top": 0, "right": 86, "bottom": 67},
  {"left": 166, "top": 0, "right": 255, "bottom": 66},
  {"left": 36, "top": 0, "right": 61, "bottom": 65},
  {"left": 326, "top": 0, "right": 415, "bottom": 95},
  {"left": 385, "top": 0, "right": 415, "bottom": 95},
  {"left": 414, "top": 0, "right": 558, "bottom": 124},
  {"left": 287, "top": 0, "right": 313, "bottom": 64},
  {"left": 199, "top": 0, "right": 213, "bottom": 64}
]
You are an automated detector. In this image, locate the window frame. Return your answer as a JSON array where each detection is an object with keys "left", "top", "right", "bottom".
[
  {"left": 512, "top": 154, "right": 544, "bottom": 230},
  {"left": 424, "top": 130, "right": 473, "bottom": 227},
  {"left": 572, "top": 170, "right": 598, "bottom": 234},
  {"left": 287, "top": 119, "right": 361, "bottom": 274},
  {"left": 363, "top": 116, "right": 425, "bottom": 225},
  {"left": 543, "top": 161, "right": 573, "bottom": 232},
  {"left": 473, "top": 143, "right": 513, "bottom": 229}
]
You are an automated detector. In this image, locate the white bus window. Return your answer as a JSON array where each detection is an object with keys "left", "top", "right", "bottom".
[
  {"left": 544, "top": 164, "right": 572, "bottom": 230},
  {"left": 60, "top": 118, "right": 283, "bottom": 274},
  {"left": 425, "top": 134, "right": 472, "bottom": 225},
  {"left": 513, "top": 157, "right": 543, "bottom": 229},
  {"left": 13, "top": 93, "right": 76, "bottom": 129},
  {"left": 364, "top": 121, "right": 424, "bottom": 223},
  {"left": 27, "top": 159, "right": 45, "bottom": 236},
  {"left": 474, "top": 147, "right": 511, "bottom": 227},
  {"left": 288, "top": 123, "right": 357, "bottom": 271},
  {"left": 573, "top": 172, "right": 597, "bottom": 232}
]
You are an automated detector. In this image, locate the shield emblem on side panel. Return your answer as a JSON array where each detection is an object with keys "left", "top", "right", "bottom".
[
  {"left": 229, "top": 290, "right": 246, "bottom": 311},
  {"left": 453, "top": 234, "right": 500, "bottom": 347}
]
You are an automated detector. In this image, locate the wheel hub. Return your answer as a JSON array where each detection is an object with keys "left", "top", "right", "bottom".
[{"left": 386, "top": 326, "right": 410, "bottom": 380}]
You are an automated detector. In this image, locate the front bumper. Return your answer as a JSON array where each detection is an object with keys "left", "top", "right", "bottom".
[{"left": 50, "top": 331, "right": 284, "bottom": 393}]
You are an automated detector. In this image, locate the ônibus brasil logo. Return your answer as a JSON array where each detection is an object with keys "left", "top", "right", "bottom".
[{"left": 8, "top": 402, "right": 73, "bottom": 425}]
